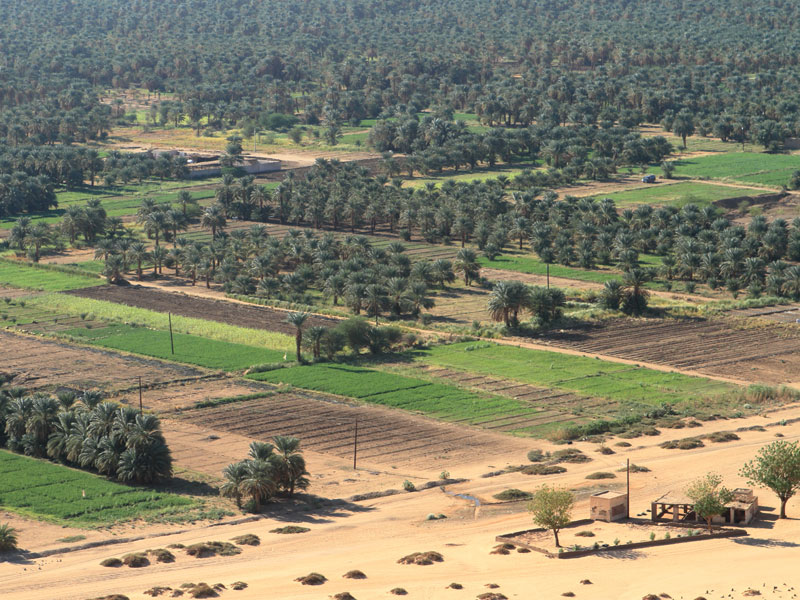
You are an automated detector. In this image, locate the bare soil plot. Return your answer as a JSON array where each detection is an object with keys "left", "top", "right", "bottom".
[
  {"left": 67, "top": 284, "right": 338, "bottom": 334},
  {"left": 0, "top": 329, "right": 261, "bottom": 410},
  {"left": 539, "top": 317, "right": 800, "bottom": 385},
  {"left": 178, "top": 393, "right": 528, "bottom": 469}
]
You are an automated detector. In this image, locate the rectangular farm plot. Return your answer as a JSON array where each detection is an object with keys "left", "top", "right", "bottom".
[
  {"left": 64, "top": 324, "right": 286, "bottom": 371},
  {"left": 479, "top": 255, "right": 615, "bottom": 285},
  {"left": 588, "top": 181, "right": 747, "bottom": 208},
  {"left": 248, "top": 363, "right": 539, "bottom": 428},
  {"left": 650, "top": 152, "right": 799, "bottom": 186},
  {"left": 0, "top": 450, "right": 193, "bottom": 526},
  {"left": 421, "top": 343, "right": 734, "bottom": 405},
  {"left": 0, "top": 260, "right": 103, "bottom": 291}
]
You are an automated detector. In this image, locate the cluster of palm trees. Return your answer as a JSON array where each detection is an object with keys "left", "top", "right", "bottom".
[
  {"left": 220, "top": 438, "right": 309, "bottom": 511},
  {"left": 487, "top": 281, "right": 566, "bottom": 328},
  {"left": 370, "top": 114, "right": 672, "bottom": 181},
  {"left": 0, "top": 172, "right": 56, "bottom": 219},
  {"left": 0, "top": 387, "right": 173, "bottom": 484}
]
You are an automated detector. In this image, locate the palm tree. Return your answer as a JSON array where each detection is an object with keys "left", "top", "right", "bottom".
[
  {"left": 432, "top": 259, "right": 455, "bottom": 288},
  {"left": 0, "top": 523, "right": 18, "bottom": 553},
  {"left": 117, "top": 438, "right": 173, "bottom": 483},
  {"left": 454, "top": 248, "right": 480, "bottom": 286},
  {"left": 622, "top": 268, "right": 651, "bottom": 315},
  {"left": 364, "top": 284, "right": 388, "bottom": 324},
  {"left": 271, "top": 435, "right": 309, "bottom": 496},
  {"left": 248, "top": 441, "right": 275, "bottom": 461},
  {"left": 240, "top": 459, "right": 277, "bottom": 511},
  {"left": 103, "top": 254, "right": 125, "bottom": 284},
  {"left": 305, "top": 326, "right": 328, "bottom": 360},
  {"left": 46, "top": 410, "right": 76, "bottom": 462},
  {"left": 128, "top": 242, "right": 150, "bottom": 280},
  {"left": 285, "top": 312, "right": 309, "bottom": 362},
  {"left": 25, "top": 395, "right": 59, "bottom": 456},
  {"left": 201, "top": 204, "right": 227, "bottom": 240},
  {"left": 96, "top": 435, "right": 127, "bottom": 476},
  {"left": 220, "top": 461, "right": 249, "bottom": 508},
  {"left": 487, "top": 281, "right": 530, "bottom": 327}
]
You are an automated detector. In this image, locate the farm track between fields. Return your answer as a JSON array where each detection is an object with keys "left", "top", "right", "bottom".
[
  {"left": 66, "top": 284, "right": 338, "bottom": 334},
  {"left": 538, "top": 317, "right": 800, "bottom": 385},
  {"left": 177, "top": 394, "right": 529, "bottom": 468}
]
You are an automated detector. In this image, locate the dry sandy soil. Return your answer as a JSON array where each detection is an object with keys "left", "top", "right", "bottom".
[{"left": 3, "top": 406, "right": 800, "bottom": 600}]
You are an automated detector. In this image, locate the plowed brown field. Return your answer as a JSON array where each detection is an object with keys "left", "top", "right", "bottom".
[
  {"left": 67, "top": 284, "right": 338, "bottom": 333},
  {"left": 539, "top": 317, "right": 800, "bottom": 385}
]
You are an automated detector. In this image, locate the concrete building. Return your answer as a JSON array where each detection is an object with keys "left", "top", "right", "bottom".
[{"left": 590, "top": 490, "right": 628, "bottom": 522}]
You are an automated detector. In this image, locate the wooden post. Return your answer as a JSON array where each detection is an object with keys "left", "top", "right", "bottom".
[
  {"left": 353, "top": 418, "right": 358, "bottom": 470},
  {"left": 138, "top": 376, "right": 143, "bottom": 413},
  {"left": 168, "top": 312, "right": 175, "bottom": 354},
  {"left": 626, "top": 458, "right": 630, "bottom": 519},
  {"left": 546, "top": 263, "right": 550, "bottom": 289}
]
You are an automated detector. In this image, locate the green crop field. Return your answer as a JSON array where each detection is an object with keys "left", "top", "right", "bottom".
[
  {"left": 0, "top": 450, "right": 194, "bottom": 526},
  {"left": 589, "top": 181, "right": 747, "bottom": 208},
  {"left": 420, "top": 342, "right": 733, "bottom": 405},
  {"left": 248, "top": 363, "right": 538, "bottom": 427},
  {"left": 64, "top": 323, "right": 286, "bottom": 370},
  {"left": 29, "top": 293, "right": 295, "bottom": 352},
  {"left": 0, "top": 261, "right": 103, "bottom": 291},
  {"left": 647, "top": 152, "right": 799, "bottom": 188},
  {"left": 478, "top": 254, "right": 616, "bottom": 284}
]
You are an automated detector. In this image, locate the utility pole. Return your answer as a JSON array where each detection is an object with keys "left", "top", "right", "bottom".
[
  {"left": 353, "top": 418, "right": 358, "bottom": 470},
  {"left": 168, "top": 312, "right": 175, "bottom": 355},
  {"left": 626, "top": 458, "right": 631, "bottom": 519},
  {"left": 138, "top": 376, "right": 143, "bottom": 413}
]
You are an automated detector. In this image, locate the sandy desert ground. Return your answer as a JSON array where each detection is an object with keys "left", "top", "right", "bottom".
[{"left": 3, "top": 403, "right": 800, "bottom": 600}]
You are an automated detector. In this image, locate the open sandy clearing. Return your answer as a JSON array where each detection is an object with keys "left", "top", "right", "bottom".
[{"left": 3, "top": 407, "right": 800, "bottom": 600}]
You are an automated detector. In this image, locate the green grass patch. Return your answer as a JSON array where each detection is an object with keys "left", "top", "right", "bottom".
[
  {"left": 478, "top": 254, "right": 614, "bottom": 284},
  {"left": 647, "top": 152, "right": 798, "bottom": 188},
  {"left": 589, "top": 181, "right": 747, "bottom": 208},
  {"left": 419, "top": 342, "right": 734, "bottom": 405},
  {"left": 0, "top": 450, "right": 193, "bottom": 526},
  {"left": 63, "top": 323, "right": 286, "bottom": 371},
  {"left": 0, "top": 260, "right": 103, "bottom": 291},
  {"left": 247, "top": 363, "right": 537, "bottom": 427},
  {"left": 28, "top": 293, "right": 295, "bottom": 352}
]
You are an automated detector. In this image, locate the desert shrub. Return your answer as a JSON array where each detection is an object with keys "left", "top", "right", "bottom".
[
  {"left": 527, "top": 449, "right": 546, "bottom": 462},
  {"left": 585, "top": 471, "right": 616, "bottom": 480},
  {"left": 100, "top": 557, "right": 123, "bottom": 567},
  {"left": 493, "top": 488, "right": 533, "bottom": 501},
  {"left": 447, "top": 583, "right": 464, "bottom": 589},
  {"left": 596, "top": 446, "right": 615, "bottom": 455},
  {"left": 618, "top": 463, "right": 651, "bottom": 473},
  {"left": 397, "top": 551, "right": 444, "bottom": 565},
  {"left": 490, "top": 543, "right": 514, "bottom": 555},
  {"left": 148, "top": 548, "right": 175, "bottom": 563},
  {"left": 390, "top": 588, "right": 408, "bottom": 595},
  {"left": 168, "top": 543, "right": 186, "bottom": 549},
  {"left": 295, "top": 572, "right": 327, "bottom": 585},
  {"left": 403, "top": 480, "right": 416, "bottom": 492},
  {"left": 333, "top": 593, "right": 357, "bottom": 600},
  {"left": 185, "top": 542, "right": 241, "bottom": 558},
  {"left": 343, "top": 570, "right": 367, "bottom": 579},
  {"left": 708, "top": 431, "right": 740, "bottom": 443},
  {"left": 520, "top": 464, "right": 567, "bottom": 475},
  {"left": 231, "top": 582, "right": 247, "bottom": 590},
  {"left": 231, "top": 534, "right": 260, "bottom": 546},
  {"left": 122, "top": 553, "right": 149, "bottom": 568},
  {"left": 477, "top": 593, "right": 507, "bottom": 600},
  {"left": 615, "top": 441, "right": 632, "bottom": 447},
  {"left": 551, "top": 448, "right": 590, "bottom": 463},
  {"left": 143, "top": 587, "right": 172, "bottom": 597},
  {"left": 660, "top": 438, "right": 704, "bottom": 450},
  {"left": 270, "top": 525, "right": 310, "bottom": 534},
  {"left": 187, "top": 583, "right": 218, "bottom": 598},
  {"left": 575, "top": 531, "right": 595, "bottom": 537}
]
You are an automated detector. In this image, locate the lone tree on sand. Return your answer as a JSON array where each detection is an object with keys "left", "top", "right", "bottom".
[
  {"left": 528, "top": 485, "right": 573, "bottom": 547},
  {"left": 686, "top": 473, "right": 733, "bottom": 532},
  {"left": 741, "top": 440, "right": 800, "bottom": 519}
]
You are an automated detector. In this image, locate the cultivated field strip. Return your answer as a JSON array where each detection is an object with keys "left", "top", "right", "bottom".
[
  {"left": 179, "top": 394, "right": 526, "bottom": 467},
  {"left": 0, "top": 330, "right": 264, "bottom": 409},
  {"left": 406, "top": 364, "right": 608, "bottom": 428},
  {"left": 541, "top": 317, "right": 800, "bottom": 385},
  {"left": 67, "top": 284, "right": 338, "bottom": 334}
]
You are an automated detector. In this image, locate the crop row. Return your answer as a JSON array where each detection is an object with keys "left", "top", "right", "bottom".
[{"left": 0, "top": 260, "right": 103, "bottom": 292}]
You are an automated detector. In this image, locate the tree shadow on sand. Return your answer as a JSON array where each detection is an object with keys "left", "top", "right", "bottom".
[{"left": 594, "top": 549, "right": 647, "bottom": 560}]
